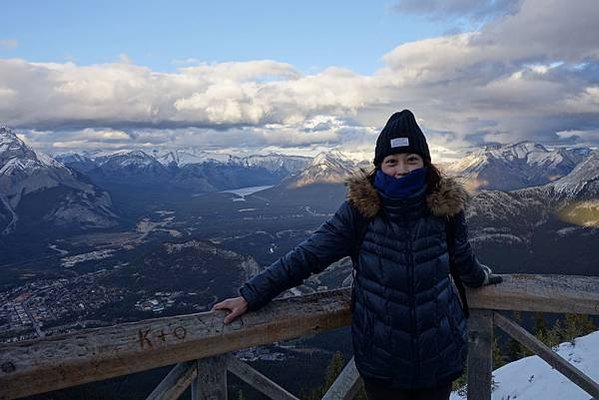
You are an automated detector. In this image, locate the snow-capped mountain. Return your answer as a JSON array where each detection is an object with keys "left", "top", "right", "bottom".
[
  {"left": 0, "top": 127, "right": 117, "bottom": 235},
  {"left": 282, "top": 150, "right": 359, "bottom": 188},
  {"left": 152, "top": 148, "right": 312, "bottom": 175},
  {"left": 231, "top": 153, "right": 312, "bottom": 175},
  {"left": 451, "top": 330, "right": 599, "bottom": 400},
  {"left": 551, "top": 151, "right": 599, "bottom": 200},
  {"left": 57, "top": 149, "right": 218, "bottom": 192},
  {"left": 55, "top": 149, "right": 313, "bottom": 193},
  {"left": 443, "top": 141, "right": 590, "bottom": 191},
  {"left": 153, "top": 148, "right": 230, "bottom": 166},
  {"left": 53, "top": 152, "right": 98, "bottom": 173},
  {"left": 464, "top": 150, "right": 598, "bottom": 275},
  {"left": 86, "top": 150, "right": 186, "bottom": 188},
  {"left": 467, "top": 150, "right": 598, "bottom": 231}
]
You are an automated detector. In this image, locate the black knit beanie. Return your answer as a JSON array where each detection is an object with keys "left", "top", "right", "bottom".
[{"left": 373, "top": 109, "right": 431, "bottom": 166}]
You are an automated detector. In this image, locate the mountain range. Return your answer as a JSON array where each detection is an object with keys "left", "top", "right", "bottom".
[
  {"left": 466, "top": 150, "right": 598, "bottom": 248},
  {"left": 1, "top": 126, "right": 596, "bottom": 269},
  {"left": 441, "top": 141, "right": 591, "bottom": 191},
  {"left": 49, "top": 138, "right": 596, "bottom": 194},
  {"left": 55, "top": 148, "right": 313, "bottom": 193},
  {"left": 0, "top": 127, "right": 117, "bottom": 236}
]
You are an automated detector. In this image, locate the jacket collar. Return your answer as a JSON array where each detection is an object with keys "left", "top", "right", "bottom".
[{"left": 345, "top": 168, "right": 469, "bottom": 219}]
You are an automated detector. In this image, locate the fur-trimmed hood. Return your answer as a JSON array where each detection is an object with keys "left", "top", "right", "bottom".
[{"left": 345, "top": 169, "right": 469, "bottom": 218}]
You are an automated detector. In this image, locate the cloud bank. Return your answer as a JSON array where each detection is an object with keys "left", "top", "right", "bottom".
[{"left": 1, "top": 0, "right": 598, "bottom": 160}]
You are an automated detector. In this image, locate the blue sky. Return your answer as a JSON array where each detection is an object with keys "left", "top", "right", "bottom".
[
  {"left": 1, "top": 0, "right": 598, "bottom": 160},
  {"left": 1, "top": 1, "right": 470, "bottom": 75}
]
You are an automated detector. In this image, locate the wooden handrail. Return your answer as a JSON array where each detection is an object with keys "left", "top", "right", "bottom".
[
  {"left": 466, "top": 274, "right": 599, "bottom": 314},
  {"left": 1, "top": 274, "right": 598, "bottom": 399},
  {"left": 0, "top": 289, "right": 350, "bottom": 400}
]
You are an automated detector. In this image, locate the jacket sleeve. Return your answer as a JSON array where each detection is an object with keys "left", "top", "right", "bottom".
[
  {"left": 238, "top": 201, "right": 358, "bottom": 312},
  {"left": 450, "top": 210, "right": 486, "bottom": 288}
]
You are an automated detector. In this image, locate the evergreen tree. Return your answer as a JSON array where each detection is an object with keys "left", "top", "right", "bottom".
[
  {"left": 562, "top": 313, "right": 597, "bottom": 343},
  {"left": 545, "top": 319, "right": 564, "bottom": 348},
  {"left": 533, "top": 312, "right": 548, "bottom": 337},
  {"left": 324, "top": 351, "right": 345, "bottom": 389},
  {"left": 492, "top": 335, "right": 505, "bottom": 369},
  {"left": 355, "top": 381, "right": 369, "bottom": 400},
  {"left": 303, "top": 351, "right": 346, "bottom": 400},
  {"left": 505, "top": 311, "right": 532, "bottom": 361},
  {"left": 237, "top": 388, "right": 245, "bottom": 400},
  {"left": 453, "top": 369, "right": 468, "bottom": 397},
  {"left": 506, "top": 335, "right": 523, "bottom": 361}
]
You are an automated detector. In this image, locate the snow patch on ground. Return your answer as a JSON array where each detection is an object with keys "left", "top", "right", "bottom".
[{"left": 451, "top": 330, "right": 599, "bottom": 400}]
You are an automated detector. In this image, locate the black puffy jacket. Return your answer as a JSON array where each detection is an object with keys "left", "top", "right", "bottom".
[{"left": 238, "top": 171, "right": 486, "bottom": 389}]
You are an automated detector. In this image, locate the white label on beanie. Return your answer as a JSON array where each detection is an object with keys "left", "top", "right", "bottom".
[{"left": 390, "top": 137, "right": 409, "bottom": 148}]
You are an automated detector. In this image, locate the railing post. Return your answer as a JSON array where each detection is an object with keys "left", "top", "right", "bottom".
[
  {"left": 467, "top": 309, "right": 493, "bottom": 400},
  {"left": 191, "top": 354, "right": 228, "bottom": 400}
]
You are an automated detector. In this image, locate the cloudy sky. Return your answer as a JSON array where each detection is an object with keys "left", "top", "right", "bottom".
[{"left": 1, "top": 0, "right": 598, "bottom": 161}]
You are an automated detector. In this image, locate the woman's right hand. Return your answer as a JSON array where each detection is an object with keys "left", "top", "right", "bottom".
[{"left": 211, "top": 296, "right": 249, "bottom": 324}]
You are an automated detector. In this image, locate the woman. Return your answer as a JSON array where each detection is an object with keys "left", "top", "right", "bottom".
[{"left": 211, "top": 110, "right": 502, "bottom": 400}]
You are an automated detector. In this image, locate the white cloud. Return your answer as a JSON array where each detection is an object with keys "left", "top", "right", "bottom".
[
  {"left": 118, "top": 53, "right": 133, "bottom": 64},
  {"left": 556, "top": 129, "right": 599, "bottom": 148},
  {"left": 2, "top": 0, "right": 599, "bottom": 158}
]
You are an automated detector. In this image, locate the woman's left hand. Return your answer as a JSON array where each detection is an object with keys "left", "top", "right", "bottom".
[{"left": 482, "top": 265, "right": 503, "bottom": 285}]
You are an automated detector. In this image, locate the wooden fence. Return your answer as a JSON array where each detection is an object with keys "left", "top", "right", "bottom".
[{"left": 1, "top": 274, "right": 598, "bottom": 400}]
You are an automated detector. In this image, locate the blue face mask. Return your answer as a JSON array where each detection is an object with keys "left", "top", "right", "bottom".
[{"left": 374, "top": 167, "right": 428, "bottom": 199}]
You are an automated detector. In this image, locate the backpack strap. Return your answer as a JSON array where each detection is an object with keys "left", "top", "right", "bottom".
[{"left": 445, "top": 216, "right": 470, "bottom": 319}]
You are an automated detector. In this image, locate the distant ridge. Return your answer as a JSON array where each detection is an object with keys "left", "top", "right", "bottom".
[
  {"left": 54, "top": 148, "right": 313, "bottom": 193},
  {"left": 443, "top": 141, "right": 591, "bottom": 191}
]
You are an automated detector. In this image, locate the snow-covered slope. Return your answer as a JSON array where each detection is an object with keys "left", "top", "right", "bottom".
[
  {"left": 283, "top": 150, "right": 357, "bottom": 188},
  {"left": 232, "top": 153, "right": 312, "bottom": 175},
  {"left": 444, "top": 142, "right": 590, "bottom": 191},
  {"left": 551, "top": 150, "right": 599, "bottom": 200},
  {"left": 154, "top": 148, "right": 232, "bottom": 166},
  {"left": 451, "top": 330, "right": 599, "bottom": 400},
  {"left": 0, "top": 127, "right": 117, "bottom": 234},
  {"left": 152, "top": 148, "right": 311, "bottom": 174}
]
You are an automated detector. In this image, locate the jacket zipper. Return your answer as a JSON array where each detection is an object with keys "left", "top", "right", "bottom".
[{"left": 407, "top": 223, "right": 419, "bottom": 385}]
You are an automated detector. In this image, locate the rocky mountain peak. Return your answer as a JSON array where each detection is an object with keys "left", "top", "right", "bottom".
[
  {"left": 103, "top": 149, "right": 155, "bottom": 163},
  {"left": 444, "top": 141, "right": 590, "bottom": 191},
  {"left": 310, "top": 150, "right": 352, "bottom": 169},
  {"left": 284, "top": 150, "right": 356, "bottom": 188},
  {"left": 0, "top": 127, "right": 117, "bottom": 235},
  {"left": 551, "top": 150, "right": 599, "bottom": 199},
  {"left": 0, "top": 127, "right": 40, "bottom": 170}
]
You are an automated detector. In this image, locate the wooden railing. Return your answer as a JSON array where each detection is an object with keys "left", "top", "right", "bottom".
[{"left": 1, "top": 274, "right": 598, "bottom": 400}]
